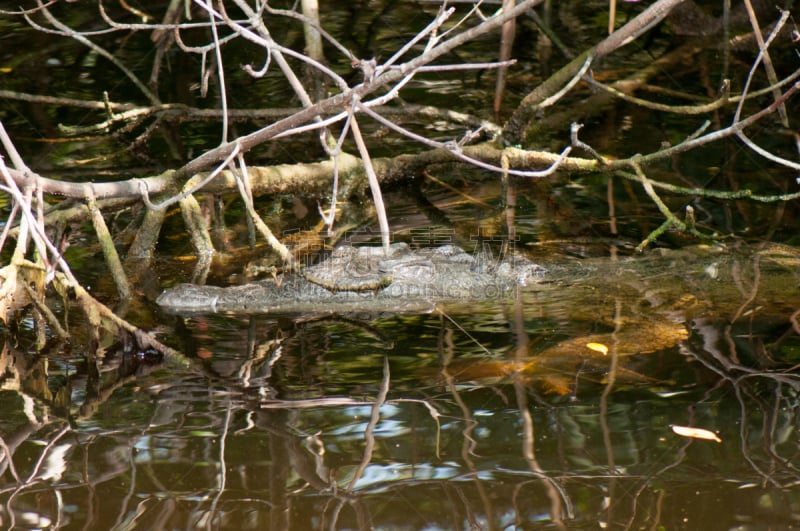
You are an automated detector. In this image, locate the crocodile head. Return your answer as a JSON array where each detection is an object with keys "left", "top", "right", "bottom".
[{"left": 495, "top": 257, "right": 547, "bottom": 286}]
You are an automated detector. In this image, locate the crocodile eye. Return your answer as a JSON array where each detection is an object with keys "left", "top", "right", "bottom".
[
  {"left": 349, "top": 260, "right": 373, "bottom": 275},
  {"left": 395, "top": 263, "right": 435, "bottom": 282},
  {"left": 519, "top": 265, "right": 546, "bottom": 285}
]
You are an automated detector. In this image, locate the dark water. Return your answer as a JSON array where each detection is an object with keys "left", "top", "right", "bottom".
[
  {"left": 4, "top": 229, "right": 800, "bottom": 529},
  {"left": 2, "top": 1, "right": 800, "bottom": 530}
]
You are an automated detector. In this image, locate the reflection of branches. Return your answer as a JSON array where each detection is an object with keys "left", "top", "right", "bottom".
[
  {"left": 322, "top": 355, "right": 390, "bottom": 527},
  {"left": 599, "top": 299, "right": 622, "bottom": 525},
  {"left": 347, "top": 355, "right": 390, "bottom": 493},
  {"left": 676, "top": 251, "right": 800, "bottom": 488},
  {"left": 510, "top": 294, "right": 572, "bottom": 527},
  {"left": 624, "top": 431, "right": 693, "bottom": 530},
  {"left": 0, "top": 437, "right": 21, "bottom": 484},
  {"left": 439, "top": 323, "right": 496, "bottom": 526},
  {"left": 1, "top": 423, "right": 71, "bottom": 529},
  {"left": 200, "top": 401, "right": 232, "bottom": 530}
]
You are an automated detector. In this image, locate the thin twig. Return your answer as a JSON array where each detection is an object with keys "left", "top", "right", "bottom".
[
  {"left": 732, "top": 9, "right": 790, "bottom": 125},
  {"left": 349, "top": 113, "right": 391, "bottom": 252},
  {"left": 633, "top": 79, "right": 800, "bottom": 168},
  {"left": 582, "top": 75, "right": 730, "bottom": 114},
  {"left": 138, "top": 145, "right": 240, "bottom": 211},
  {"left": 539, "top": 54, "right": 593, "bottom": 109},
  {"left": 357, "top": 101, "right": 572, "bottom": 178}
]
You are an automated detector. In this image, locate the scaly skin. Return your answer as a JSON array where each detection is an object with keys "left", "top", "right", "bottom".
[
  {"left": 156, "top": 242, "right": 546, "bottom": 314},
  {"left": 157, "top": 242, "right": 800, "bottom": 319}
]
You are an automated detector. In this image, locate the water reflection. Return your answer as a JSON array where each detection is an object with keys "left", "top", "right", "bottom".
[{"left": 1, "top": 243, "right": 799, "bottom": 529}]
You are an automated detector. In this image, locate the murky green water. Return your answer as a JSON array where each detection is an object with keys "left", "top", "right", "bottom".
[
  {"left": 4, "top": 224, "right": 800, "bottom": 529},
  {"left": 2, "top": 1, "right": 800, "bottom": 529},
  {"left": 4, "top": 271, "right": 800, "bottom": 529}
]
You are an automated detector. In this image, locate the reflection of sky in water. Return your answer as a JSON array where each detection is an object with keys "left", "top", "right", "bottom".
[
  {"left": 327, "top": 404, "right": 405, "bottom": 439},
  {"left": 350, "top": 463, "right": 463, "bottom": 492},
  {"left": 328, "top": 418, "right": 410, "bottom": 440}
]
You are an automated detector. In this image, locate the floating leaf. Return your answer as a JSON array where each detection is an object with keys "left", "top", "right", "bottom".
[
  {"left": 671, "top": 425, "right": 722, "bottom": 443},
  {"left": 586, "top": 342, "right": 609, "bottom": 355}
]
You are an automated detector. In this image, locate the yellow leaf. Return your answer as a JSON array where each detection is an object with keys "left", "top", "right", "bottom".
[
  {"left": 586, "top": 342, "right": 608, "bottom": 355},
  {"left": 671, "top": 425, "right": 722, "bottom": 443}
]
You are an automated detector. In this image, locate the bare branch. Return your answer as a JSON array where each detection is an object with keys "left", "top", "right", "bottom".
[{"left": 357, "top": 101, "right": 572, "bottom": 178}]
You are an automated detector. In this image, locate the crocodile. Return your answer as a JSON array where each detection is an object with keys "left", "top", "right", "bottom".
[
  {"left": 156, "top": 241, "right": 800, "bottom": 319},
  {"left": 156, "top": 242, "right": 546, "bottom": 315}
]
